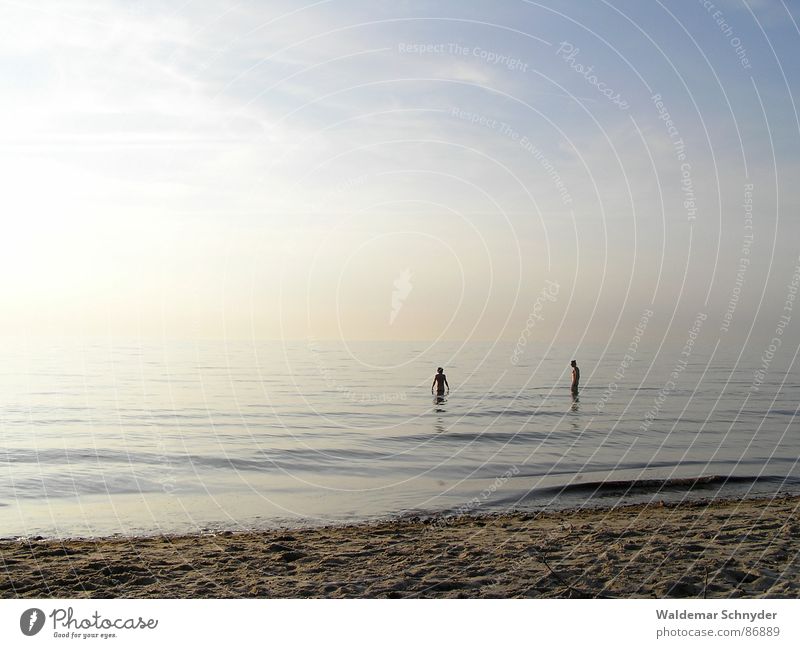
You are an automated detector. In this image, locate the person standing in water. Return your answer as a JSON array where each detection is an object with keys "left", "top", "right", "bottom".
[
  {"left": 570, "top": 360, "right": 580, "bottom": 395},
  {"left": 431, "top": 367, "right": 449, "bottom": 397}
]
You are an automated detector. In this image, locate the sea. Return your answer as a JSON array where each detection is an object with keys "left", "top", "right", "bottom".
[{"left": 0, "top": 338, "right": 798, "bottom": 538}]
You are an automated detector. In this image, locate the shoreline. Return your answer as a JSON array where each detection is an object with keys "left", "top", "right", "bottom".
[
  {"left": 4, "top": 473, "right": 797, "bottom": 543},
  {"left": 1, "top": 493, "right": 798, "bottom": 598}
]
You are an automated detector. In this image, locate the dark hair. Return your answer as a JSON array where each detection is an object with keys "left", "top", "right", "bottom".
[
  {"left": 570, "top": 360, "right": 577, "bottom": 366},
  {"left": 437, "top": 367, "right": 443, "bottom": 373}
]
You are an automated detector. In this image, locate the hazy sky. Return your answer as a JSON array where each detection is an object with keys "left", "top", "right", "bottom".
[{"left": 2, "top": 0, "right": 799, "bottom": 351}]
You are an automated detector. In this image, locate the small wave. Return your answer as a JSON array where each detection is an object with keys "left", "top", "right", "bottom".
[
  {"left": 386, "top": 430, "right": 552, "bottom": 445},
  {"left": 0, "top": 446, "right": 401, "bottom": 473},
  {"left": 4, "top": 474, "right": 171, "bottom": 499},
  {"left": 460, "top": 409, "right": 565, "bottom": 418},
  {"left": 533, "top": 474, "right": 798, "bottom": 497}
]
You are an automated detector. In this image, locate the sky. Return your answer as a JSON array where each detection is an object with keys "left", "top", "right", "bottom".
[{"left": 1, "top": 0, "right": 799, "bottom": 354}]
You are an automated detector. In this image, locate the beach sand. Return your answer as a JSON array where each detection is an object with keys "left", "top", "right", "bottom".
[{"left": 1, "top": 495, "right": 798, "bottom": 598}]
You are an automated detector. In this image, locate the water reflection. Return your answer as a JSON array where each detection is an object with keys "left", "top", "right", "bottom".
[
  {"left": 568, "top": 393, "right": 582, "bottom": 433},
  {"left": 433, "top": 395, "right": 447, "bottom": 433}
]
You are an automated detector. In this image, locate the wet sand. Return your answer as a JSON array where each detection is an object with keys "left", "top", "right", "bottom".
[{"left": 1, "top": 494, "right": 798, "bottom": 598}]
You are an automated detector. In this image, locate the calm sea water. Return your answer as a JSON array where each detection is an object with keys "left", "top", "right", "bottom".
[{"left": 0, "top": 339, "right": 798, "bottom": 538}]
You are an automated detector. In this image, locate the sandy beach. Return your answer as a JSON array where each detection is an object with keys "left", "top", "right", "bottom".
[{"left": 1, "top": 494, "right": 797, "bottom": 598}]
